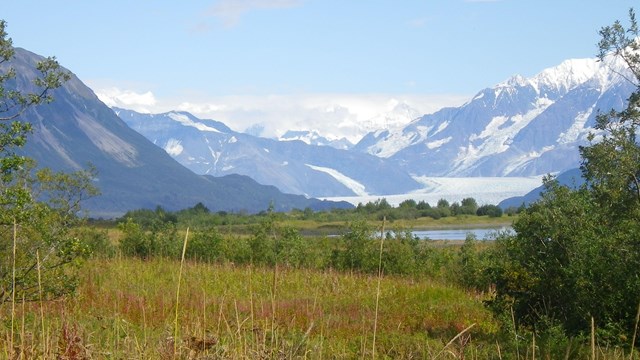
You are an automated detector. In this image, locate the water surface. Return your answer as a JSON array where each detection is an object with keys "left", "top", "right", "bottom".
[{"left": 411, "top": 227, "right": 512, "bottom": 241}]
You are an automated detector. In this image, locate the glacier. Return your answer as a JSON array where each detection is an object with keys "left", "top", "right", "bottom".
[{"left": 323, "top": 176, "right": 545, "bottom": 207}]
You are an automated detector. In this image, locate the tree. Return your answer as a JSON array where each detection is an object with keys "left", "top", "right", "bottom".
[
  {"left": 436, "top": 198, "right": 449, "bottom": 208},
  {"left": 398, "top": 199, "right": 417, "bottom": 209},
  {"left": 488, "top": 9, "right": 640, "bottom": 345},
  {"left": 0, "top": 20, "right": 97, "bottom": 303},
  {"left": 459, "top": 197, "right": 478, "bottom": 215},
  {"left": 476, "top": 204, "right": 502, "bottom": 218},
  {"left": 337, "top": 219, "right": 374, "bottom": 271}
]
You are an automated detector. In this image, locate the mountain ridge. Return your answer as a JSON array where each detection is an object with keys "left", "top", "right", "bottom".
[
  {"left": 116, "top": 107, "right": 422, "bottom": 198},
  {"left": 5, "top": 48, "right": 352, "bottom": 217},
  {"left": 354, "top": 55, "right": 633, "bottom": 177}
]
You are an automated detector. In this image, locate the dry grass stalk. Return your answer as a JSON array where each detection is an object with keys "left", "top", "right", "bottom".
[
  {"left": 592, "top": 317, "right": 596, "bottom": 360},
  {"left": 532, "top": 331, "right": 536, "bottom": 360},
  {"left": 511, "top": 306, "right": 520, "bottom": 359},
  {"left": 36, "top": 250, "right": 47, "bottom": 357},
  {"left": 173, "top": 227, "right": 190, "bottom": 357},
  {"left": 433, "top": 323, "right": 476, "bottom": 359},
  {"left": 10, "top": 217, "right": 17, "bottom": 357},
  {"left": 630, "top": 301, "right": 640, "bottom": 360},
  {"left": 371, "top": 215, "right": 386, "bottom": 359}
]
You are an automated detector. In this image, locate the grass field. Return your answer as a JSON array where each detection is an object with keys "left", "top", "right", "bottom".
[
  {"left": 1, "top": 257, "right": 498, "bottom": 359},
  {"left": 3, "top": 214, "right": 638, "bottom": 359}
]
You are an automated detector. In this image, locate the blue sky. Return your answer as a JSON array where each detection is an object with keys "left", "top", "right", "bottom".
[{"left": 2, "top": 0, "right": 637, "bottom": 140}]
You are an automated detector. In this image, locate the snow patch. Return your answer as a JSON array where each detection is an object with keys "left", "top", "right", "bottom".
[
  {"left": 557, "top": 107, "right": 593, "bottom": 144},
  {"left": 426, "top": 136, "right": 452, "bottom": 149},
  {"left": 452, "top": 104, "right": 552, "bottom": 171},
  {"left": 469, "top": 116, "right": 509, "bottom": 141},
  {"left": 168, "top": 112, "right": 221, "bottom": 133},
  {"left": 164, "top": 138, "right": 183, "bottom": 156},
  {"left": 366, "top": 125, "right": 432, "bottom": 158},
  {"left": 432, "top": 121, "right": 449, "bottom": 135},
  {"left": 500, "top": 146, "right": 556, "bottom": 175}
]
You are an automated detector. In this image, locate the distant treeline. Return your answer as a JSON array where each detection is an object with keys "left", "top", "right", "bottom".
[{"left": 93, "top": 197, "right": 522, "bottom": 231}]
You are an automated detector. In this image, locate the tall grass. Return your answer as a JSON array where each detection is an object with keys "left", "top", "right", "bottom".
[
  {"left": 1, "top": 257, "right": 498, "bottom": 358},
  {"left": 173, "top": 227, "right": 189, "bottom": 357}
]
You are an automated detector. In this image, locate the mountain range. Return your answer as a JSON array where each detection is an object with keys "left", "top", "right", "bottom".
[
  {"left": 116, "top": 108, "right": 421, "bottom": 198},
  {"left": 279, "top": 130, "right": 353, "bottom": 150},
  {"left": 6, "top": 45, "right": 634, "bottom": 216},
  {"left": 5, "top": 48, "right": 352, "bottom": 217},
  {"left": 114, "top": 56, "right": 633, "bottom": 202},
  {"left": 354, "top": 57, "right": 633, "bottom": 177}
]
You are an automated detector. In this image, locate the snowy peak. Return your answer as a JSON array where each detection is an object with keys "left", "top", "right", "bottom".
[
  {"left": 533, "top": 58, "right": 601, "bottom": 92},
  {"left": 361, "top": 100, "right": 422, "bottom": 132},
  {"left": 279, "top": 130, "right": 353, "bottom": 150},
  {"left": 355, "top": 55, "right": 636, "bottom": 177},
  {"left": 350, "top": 101, "right": 426, "bottom": 158},
  {"left": 498, "top": 57, "right": 628, "bottom": 98}
]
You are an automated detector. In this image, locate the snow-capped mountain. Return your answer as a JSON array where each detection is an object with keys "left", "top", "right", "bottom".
[
  {"left": 116, "top": 108, "right": 421, "bottom": 198},
  {"left": 279, "top": 130, "right": 353, "bottom": 150},
  {"left": 355, "top": 57, "right": 634, "bottom": 177},
  {"left": 363, "top": 101, "right": 422, "bottom": 131}
]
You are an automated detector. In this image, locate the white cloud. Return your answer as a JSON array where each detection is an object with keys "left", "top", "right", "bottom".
[
  {"left": 95, "top": 87, "right": 157, "bottom": 113},
  {"left": 93, "top": 87, "right": 469, "bottom": 143},
  {"left": 207, "top": 0, "right": 302, "bottom": 27}
]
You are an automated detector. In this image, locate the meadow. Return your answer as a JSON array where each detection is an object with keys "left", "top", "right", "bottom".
[
  {"left": 3, "top": 209, "right": 638, "bottom": 359},
  {"left": 2, "top": 256, "right": 500, "bottom": 359}
]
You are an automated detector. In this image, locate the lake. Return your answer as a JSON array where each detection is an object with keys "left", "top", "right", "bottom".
[{"left": 411, "top": 227, "right": 512, "bottom": 241}]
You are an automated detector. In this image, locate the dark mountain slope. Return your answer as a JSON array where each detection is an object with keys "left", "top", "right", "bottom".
[{"left": 5, "top": 48, "right": 350, "bottom": 217}]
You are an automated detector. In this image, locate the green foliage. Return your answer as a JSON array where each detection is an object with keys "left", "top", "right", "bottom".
[
  {"left": 74, "top": 227, "right": 115, "bottom": 258},
  {"left": 459, "top": 197, "right": 479, "bottom": 215},
  {"left": 117, "top": 218, "right": 152, "bottom": 258},
  {"left": 457, "top": 234, "right": 494, "bottom": 290},
  {"left": 378, "top": 229, "right": 419, "bottom": 275},
  {"left": 476, "top": 204, "right": 503, "bottom": 217},
  {"left": 118, "top": 218, "right": 179, "bottom": 259},
  {"left": 120, "top": 206, "right": 177, "bottom": 230},
  {"left": 246, "top": 206, "right": 311, "bottom": 268},
  {"left": 0, "top": 21, "right": 96, "bottom": 304},
  {"left": 487, "top": 180, "right": 621, "bottom": 335},
  {"left": 335, "top": 219, "right": 374, "bottom": 271},
  {"left": 186, "top": 227, "right": 222, "bottom": 262},
  {"left": 0, "top": 164, "right": 98, "bottom": 303},
  {"left": 486, "top": 8, "right": 640, "bottom": 345}
]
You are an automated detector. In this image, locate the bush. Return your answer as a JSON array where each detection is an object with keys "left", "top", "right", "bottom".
[
  {"left": 76, "top": 227, "right": 115, "bottom": 258},
  {"left": 186, "top": 227, "right": 223, "bottom": 262}
]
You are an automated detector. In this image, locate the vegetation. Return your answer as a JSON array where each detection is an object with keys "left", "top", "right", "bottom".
[
  {"left": 0, "top": 20, "right": 98, "bottom": 305},
  {"left": 1, "top": 257, "right": 501, "bottom": 359},
  {"left": 114, "top": 195, "right": 513, "bottom": 236},
  {"left": 472, "top": 8, "right": 640, "bottom": 351},
  {"left": 3, "top": 8, "right": 640, "bottom": 359}
]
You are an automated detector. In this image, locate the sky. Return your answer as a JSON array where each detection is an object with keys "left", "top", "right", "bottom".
[{"left": 2, "top": 0, "right": 637, "bottom": 141}]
